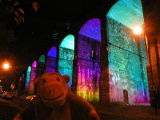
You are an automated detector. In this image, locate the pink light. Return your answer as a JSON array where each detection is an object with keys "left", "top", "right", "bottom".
[{"left": 32, "top": 61, "right": 37, "bottom": 67}]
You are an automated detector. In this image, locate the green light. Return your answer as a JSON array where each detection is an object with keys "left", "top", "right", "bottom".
[
  {"left": 58, "top": 34, "right": 75, "bottom": 87},
  {"left": 60, "top": 35, "right": 74, "bottom": 50},
  {"left": 107, "top": 0, "right": 150, "bottom": 105},
  {"left": 38, "top": 55, "right": 45, "bottom": 63}
]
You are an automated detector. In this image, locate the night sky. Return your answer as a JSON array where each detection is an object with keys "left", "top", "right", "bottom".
[{"left": 9, "top": 0, "right": 112, "bottom": 66}]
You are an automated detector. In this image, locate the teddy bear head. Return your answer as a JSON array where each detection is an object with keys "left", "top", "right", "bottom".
[{"left": 34, "top": 72, "right": 70, "bottom": 109}]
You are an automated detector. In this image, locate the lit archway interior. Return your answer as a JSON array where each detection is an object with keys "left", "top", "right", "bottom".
[
  {"left": 107, "top": 0, "right": 150, "bottom": 105},
  {"left": 37, "top": 55, "right": 45, "bottom": 77},
  {"left": 77, "top": 18, "right": 101, "bottom": 101},
  {"left": 46, "top": 47, "right": 57, "bottom": 73},
  {"left": 58, "top": 34, "right": 74, "bottom": 87},
  {"left": 25, "top": 66, "right": 31, "bottom": 92},
  {"left": 28, "top": 61, "right": 37, "bottom": 95}
]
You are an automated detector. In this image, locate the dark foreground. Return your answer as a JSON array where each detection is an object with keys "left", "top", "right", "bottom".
[{"left": 0, "top": 97, "right": 160, "bottom": 120}]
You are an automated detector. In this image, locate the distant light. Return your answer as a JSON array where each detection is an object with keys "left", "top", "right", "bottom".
[
  {"left": 133, "top": 26, "right": 143, "bottom": 35},
  {"left": 3, "top": 63, "right": 10, "bottom": 69}
]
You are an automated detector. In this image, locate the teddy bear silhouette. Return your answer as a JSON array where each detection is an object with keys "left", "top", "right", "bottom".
[{"left": 13, "top": 72, "right": 100, "bottom": 120}]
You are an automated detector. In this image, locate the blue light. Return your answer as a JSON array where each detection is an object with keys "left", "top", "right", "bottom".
[
  {"left": 25, "top": 66, "right": 31, "bottom": 92},
  {"left": 47, "top": 47, "right": 57, "bottom": 57},
  {"left": 46, "top": 47, "right": 57, "bottom": 73}
]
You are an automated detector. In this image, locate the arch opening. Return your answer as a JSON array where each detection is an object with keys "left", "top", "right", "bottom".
[
  {"left": 107, "top": 0, "right": 150, "bottom": 105},
  {"left": 58, "top": 35, "right": 75, "bottom": 87},
  {"left": 77, "top": 18, "right": 101, "bottom": 102}
]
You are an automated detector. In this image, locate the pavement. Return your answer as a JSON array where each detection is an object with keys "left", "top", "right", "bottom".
[
  {"left": 0, "top": 94, "right": 160, "bottom": 120},
  {"left": 0, "top": 98, "right": 21, "bottom": 120},
  {"left": 90, "top": 101, "right": 160, "bottom": 120},
  {"left": 16, "top": 94, "right": 160, "bottom": 120}
]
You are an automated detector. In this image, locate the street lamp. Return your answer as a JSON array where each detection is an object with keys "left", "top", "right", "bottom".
[
  {"left": 0, "top": 62, "right": 10, "bottom": 79},
  {"left": 133, "top": 26, "right": 158, "bottom": 115},
  {"left": 133, "top": 26, "right": 143, "bottom": 35},
  {"left": 3, "top": 63, "right": 10, "bottom": 70}
]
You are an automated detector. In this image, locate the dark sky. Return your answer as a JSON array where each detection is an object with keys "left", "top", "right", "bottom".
[{"left": 9, "top": 0, "right": 114, "bottom": 66}]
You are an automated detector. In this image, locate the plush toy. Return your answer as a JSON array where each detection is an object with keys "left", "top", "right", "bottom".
[{"left": 13, "top": 72, "right": 100, "bottom": 120}]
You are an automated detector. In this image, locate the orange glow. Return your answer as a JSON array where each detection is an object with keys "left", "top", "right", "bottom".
[{"left": 133, "top": 26, "right": 142, "bottom": 35}]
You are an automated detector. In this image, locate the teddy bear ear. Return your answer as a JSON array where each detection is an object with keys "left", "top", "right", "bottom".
[
  {"left": 34, "top": 77, "right": 41, "bottom": 85},
  {"left": 63, "top": 75, "right": 70, "bottom": 83}
]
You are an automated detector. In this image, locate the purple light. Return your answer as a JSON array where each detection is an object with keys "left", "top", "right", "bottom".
[
  {"left": 46, "top": 47, "right": 57, "bottom": 73},
  {"left": 77, "top": 18, "right": 101, "bottom": 101},
  {"left": 78, "top": 18, "right": 101, "bottom": 42}
]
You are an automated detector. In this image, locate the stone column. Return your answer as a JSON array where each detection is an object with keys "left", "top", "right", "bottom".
[{"left": 99, "top": 14, "right": 110, "bottom": 103}]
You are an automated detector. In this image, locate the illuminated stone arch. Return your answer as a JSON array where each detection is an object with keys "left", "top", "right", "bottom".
[
  {"left": 25, "top": 66, "right": 31, "bottom": 92},
  {"left": 77, "top": 18, "right": 101, "bottom": 102},
  {"left": 46, "top": 47, "right": 57, "bottom": 73},
  {"left": 58, "top": 34, "right": 74, "bottom": 87},
  {"left": 107, "top": 0, "right": 150, "bottom": 105},
  {"left": 28, "top": 61, "right": 37, "bottom": 95},
  {"left": 36, "top": 55, "right": 45, "bottom": 77}
]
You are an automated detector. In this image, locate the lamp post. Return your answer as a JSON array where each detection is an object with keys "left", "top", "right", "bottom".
[{"left": 133, "top": 26, "right": 158, "bottom": 115}]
